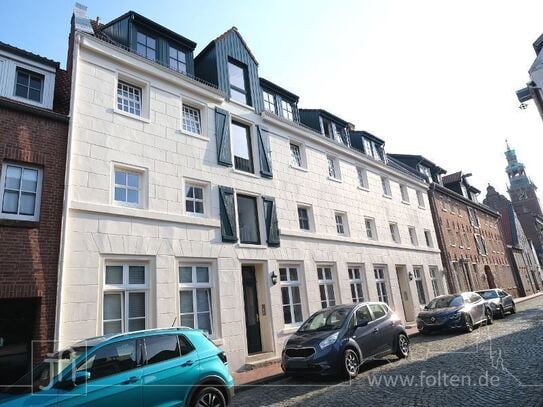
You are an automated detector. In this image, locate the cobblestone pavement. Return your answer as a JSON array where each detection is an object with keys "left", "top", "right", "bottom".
[{"left": 232, "top": 296, "right": 543, "bottom": 407}]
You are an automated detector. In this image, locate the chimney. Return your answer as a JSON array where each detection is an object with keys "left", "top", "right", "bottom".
[{"left": 73, "top": 3, "right": 94, "bottom": 34}]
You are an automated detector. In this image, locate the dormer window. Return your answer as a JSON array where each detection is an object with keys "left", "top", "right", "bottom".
[
  {"left": 136, "top": 32, "right": 156, "bottom": 61},
  {"left": 15, "top": 68, "right": 43, "bottom": 103},
  {"left": 169, "top": 46, "right": 187, "bottom": 73},
  {"left": 362, "top": 137, "right": 383, "bottom": 161},
  {"left": 419, "top": 165, "right": 432, "bottom": 180},
  {"left": 263, "top": 91, "right": 276, "bottom": 113},
  {"left": 281, "top": 100, "right": 293, "bottom": 121},
  {"left": 320, "top": 117, "right": 333, "bottom": 139},
  {"left": 228, "top": 59, "right": 250, "bottom": 105}
]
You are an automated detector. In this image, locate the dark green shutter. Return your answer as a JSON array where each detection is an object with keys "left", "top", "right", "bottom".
[
  {"left": 263, "top": 196, "right": 280, "bottom": 247},
  {"left": 219, "top": 186, "right": 237, "bottom": 242},
  {"left": 257, "top": 125, "right": 273, "bottom": 178},
  {"left": 215, "top": 107, "right": 232, "bottom": 166}
]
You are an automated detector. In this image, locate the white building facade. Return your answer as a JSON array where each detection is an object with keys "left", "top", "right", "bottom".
[{"left": 57, "top": 11, "right": 446, "bottom": 371}]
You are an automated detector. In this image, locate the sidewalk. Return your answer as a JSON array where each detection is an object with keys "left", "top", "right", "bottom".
[
  {"left": 232, "top": 325, "right": 419, "bottom": 388},
  {"left": 515, "top": 291, "right": 543, "bottom": 303}
]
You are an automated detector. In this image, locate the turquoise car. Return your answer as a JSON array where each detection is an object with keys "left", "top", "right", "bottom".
[{"left": 0, "top": 328, "right": 234, "bottom": 406}]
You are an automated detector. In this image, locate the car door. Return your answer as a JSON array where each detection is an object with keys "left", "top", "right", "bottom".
[
  {"left": 470, "top": 293, "right": 485, "bottom": 323},
  {"left": 367, "top": 304, "right": 393, "bottom": 356},
  {"left": 499, "top": 290, "right": 513, "bottom": 310},
  {"left": 57, "top": 339, "right": 143, "bottom": 407},
  {"left": 351, "top": 305, "right": 375, "bottom": 360},
  {"left": 142, "top": 334, "right": 199, "bottom": 406}
]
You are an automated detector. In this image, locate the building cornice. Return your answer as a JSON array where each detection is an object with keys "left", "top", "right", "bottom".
[{"left": 431, "top": 182, "right": 500, "bottom": 218}]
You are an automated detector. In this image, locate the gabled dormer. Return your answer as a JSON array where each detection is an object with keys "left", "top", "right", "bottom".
[
  {"left": 260, "top": 78, "right": 299, "bottom": 122},
  {"left": 299, "top": 109, "right": 352, "bottom": 146},
  {"left": 100, "top": 11, "right": 197, "bottom": 76},
  {"left": 350, "top": 131, "right": 385, "bottom": 161},
  {"left": 388, "top": 154, "right": 446, "bottom": 184},
  {"left": 195, "top": 27, "right": 263, "bottom": 110},
  {"left": 443, "top": 171, "right": 480, "bottom": 202}
]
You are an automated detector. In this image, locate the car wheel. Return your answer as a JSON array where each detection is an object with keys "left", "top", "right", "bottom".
[
  {"left": 497, "top": 305, "right": 505, "bottom": 319},
  {"left": 343, "top": 348, "right": 360, "bottom": 379},
  {"left": 463, "top": 314, "right": 473, "bottom": 333},
  {"left": 192, "top": 386, "right": 226, "bottom": 407},
  {"left": 395, "top": 333, "right": 410, "bottom": 359},
  {"left": 510, "top": 303, "right": 516, "bottom": 314},
  {"left": 485, "top": 309, "right": 493, "bottom": 325}
]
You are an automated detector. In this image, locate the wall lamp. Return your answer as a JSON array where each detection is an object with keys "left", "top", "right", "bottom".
[{"left": 270, "top": 271, "right": 278, "bottom": 286}]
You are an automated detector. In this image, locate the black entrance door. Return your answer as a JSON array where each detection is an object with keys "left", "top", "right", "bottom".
[{"left": 242, "top": 266, "right": 262, "bottom": 354}]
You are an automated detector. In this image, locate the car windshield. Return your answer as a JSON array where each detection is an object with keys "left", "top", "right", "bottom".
[
  {"left": 299, "top": 308, "right": 351, "bottom": 332},
  {"left": 4, "top": 346, "right": 88, "bottom": 395},
  {"left": 426, "top": 295, "right": 464, "bottom": 309},
  {"left": 477, "top": 291, "right": 498, "bottom": 299}
]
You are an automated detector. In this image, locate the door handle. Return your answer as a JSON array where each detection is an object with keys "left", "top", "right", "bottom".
[
  {"left": 181, "top": 360, "right": 194, "bottom": 367},
  {"left": 123, "top": 376, "right": 138, "bottom": 384}
]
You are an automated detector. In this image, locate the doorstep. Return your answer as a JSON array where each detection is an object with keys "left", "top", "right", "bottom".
[{"left": 233, "top": 326, "right": 420, "bottom": 389}]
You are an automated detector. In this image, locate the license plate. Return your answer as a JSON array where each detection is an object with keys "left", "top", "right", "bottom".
[{"left": 288, "top": 360, "right": 308, "bottom": 369}]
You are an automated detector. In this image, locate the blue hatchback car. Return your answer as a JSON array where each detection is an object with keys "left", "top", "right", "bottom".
[{"left": 0, "top": 328, "right": 234, "bottom": 406}]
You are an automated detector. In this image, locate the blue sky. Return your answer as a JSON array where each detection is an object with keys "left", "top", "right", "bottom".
[{"left": 2, "top": 0, "right": 543, "bottom": 194}]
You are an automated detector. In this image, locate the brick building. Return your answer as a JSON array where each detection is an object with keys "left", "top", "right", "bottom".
[
  {"left": 390, "top": 155, "right": 519, "bottom": 296},
  {"left": 0, "top": 42, "right": 69, "bottom": 385}
]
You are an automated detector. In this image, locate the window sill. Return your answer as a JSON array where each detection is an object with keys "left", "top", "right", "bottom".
[
  {"left": 327, "top": 176, "right": 342, "bottom": 183},
  {"left": 401, "top": 200, "right": 411, "bottom": 205},
  {"left": 382, "top": 194, "right": 392, "bottom": 199},
  {"left": 418, "top": 205, "right": 426, "bottom": 210},
  {"left": 236, "top": 243, "right": 268, "bottom": 249},
  {"left": 290, "top": 164, "right": 308, "bottom": 172},
  {"left": 232, "top": 168, "right": 260, "bottom": 179},
  {"left": 357, "top": 186, "right": 370, "bottom": 192},
  {"left": 113, "top": 108, "right": 151, "bottom": 123},
  {"left": 180, "top": 130, "right": 208, "bottom": 142},
  {"left": 228, "top": 98, "right": 255, "bottom": 112}
]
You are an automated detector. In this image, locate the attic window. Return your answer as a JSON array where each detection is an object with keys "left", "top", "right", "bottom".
[
  {"left": 15, "top": 68, "right": 44, "bottom": 103},
  {"left": 281, "top": 100, "right": 293, "bottom": 121},
  {"left": 169, "top": 46, "right": 187, "bottom": 73},
  {"left": 136, "top": 32, "right": 156, "bottom": 61},
  {"left": 228, "top": 60, "right": 250, "bottom": 106}
]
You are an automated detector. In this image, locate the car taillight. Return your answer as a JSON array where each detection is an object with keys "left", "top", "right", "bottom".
[{"left": 218, "top": 351, "right": 227, "bottom": 364}]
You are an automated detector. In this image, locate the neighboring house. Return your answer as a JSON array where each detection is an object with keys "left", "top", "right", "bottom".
[
  {"left": 56, "top": 7, "right": 445, "bottom": 372},
  {"left": 484, "top": 185, "right": 542, "bottom": 296},
  {"left": 390, "top": 154, "right": 519, "bottom": 296},
  {"left": 516, "top": 33, "right": 543, "bottom": 121},
  {"left": 0, "top": 42, "right": 70, "bottom": 385}
]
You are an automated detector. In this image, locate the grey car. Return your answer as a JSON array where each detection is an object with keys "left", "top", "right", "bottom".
[{"left": 476, "top": 289, "right": 516, "bottom": 318}]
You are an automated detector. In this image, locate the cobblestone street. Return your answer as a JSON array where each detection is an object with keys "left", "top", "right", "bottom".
[{"left": 233, "top": 296, "right": 543, "bottom": 407}]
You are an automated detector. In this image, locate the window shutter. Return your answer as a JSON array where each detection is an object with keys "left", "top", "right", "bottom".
[
  {"left": 257, "top": 125, "right": 273, "bottom": 178},
  {"left": 219, "top": 186, "right": 237, "bottom": 242},
  {"left": 262, "top": 196, "right": 280, "bottom": 247},
  {"left": 215, "top": 107, "right": 232, "bottom": 166}
]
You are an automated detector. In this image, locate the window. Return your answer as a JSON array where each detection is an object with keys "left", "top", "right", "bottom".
[
  {"left": 297, "top": 206, "right": 310, "bottom": 230},
  {"left": 78, "top": 340, "right": 138, "bottom": 381},
  {"left": 232, "top": 122, "right": 254, "bottom": 173},
  {"left": 103, "top": 264, "right": 147, "bottom": 334},
  {"left": 413, "top": 266, "right": 427, "bottom": 305},
  {"left": 117, "top": 81, "right": 142, "bottom": 116},
  {"left": 362, "top": 137, "right": 382, "bottom": 161},
  {"left": 424, "top": 230, "right": 433, "bottom": 248},
  {"left": 185, "top": 184, "right": 204, "bottom": 215},
  {"left": 474, "top": 234, "right": 487, "bottom": 255},
  {"left": 429, "top": 267, "right": 441, "bottom": 297},
  {"left": 335, "top": 212, "right": 347, "bottom": 235},
  {"left": 417, "top": 191, "right": 425, "bottom": 208},
  {"left": 169, "top": 46, "right": 186, "bottom": 73},
  {"left": 15, "top": 68, "right": 43, "bottom": 102},
  {"left": 348, "top": 267, "right": 365, "bottom": 303},
  {"left": 327, "top": 156, "right": 339, "bottom": 179},
  {"left": 320, "top": 117, "right": 333, "bottom": 139},
  {"left": 263, "top": 91, "right": 276, "bottom": 113},
  {"left": 400, "top": 185, "right": 410, "bottom": 203},
  {"left": 365, "top": 218, "right": 377, "bottom": 240},
  {"left": 317, "top": 266, "right": 336, "bottom": 308},
  {"left": 357, "top": 167, "right": 369, "bottom": 189},
  {"left": 281, "top": 100, "right": 294, "bottom": 120},
  {"left": 0, "top": 163, "right": 42, "bottom": 221},
  {"left": 408, "top": 227, "right": 418, "bottom": 246},
  {"left": 179, "top": 265, "right": 213, "bottom": 334},
  {"left": 182, "top": 105, "right": 202, "bottom": 135},
  {"left": 279, "top": 267, "right": 303, "bottom": 325},
  {"left": 418, "top": 165, "right": 432, "bottom": 180},
  {"left": 136, "top": 31, "right": 156, "bottom": 60},
  {"left": 468, "top": 207, "right": 480, "bottom": 228},
  {"left": 381, "top": 177, "right": 391, "bottom": 197},
  {"left": 145, "top": 335, "right": 181, "bottom": 365},
  {"left": 456, "top": 231, "right": 463, "bottom": 248},
  {"left": 290, "top": 143, "right": 303, "bottom": 167},
  {"left": 374, "top": 267, "right": 389, "bottom": 304},
  {"left": 389, "top": 223, "right": 401, "bottom": 243},
  {"left": 114, "top": 169, "right": 141, "bottom": 206},
  {"left": 369, "top": 303, "right": 387, "bottom": 319},
  {"left": 237, "top": 194, "right": 260, "bottom": 244},
  {"left": 228, "top": 60, "right": 249, "bottom": 105},
  {"left": 441, "top": 196, "right": 450, "bottom": 211}
]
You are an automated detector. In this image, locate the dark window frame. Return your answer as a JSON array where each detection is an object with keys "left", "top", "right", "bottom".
[
  {"left": 231, "top": 121, "right": 254, "bottom": 173},
  {"left": 236, "top": 194, "right": 261, "bottom": 245},
  {"left": 228, "top": 58, "right": 251, "bottom": 106},
  {"left": 169, "top": 44, "right": 187, "bottom": 73}
]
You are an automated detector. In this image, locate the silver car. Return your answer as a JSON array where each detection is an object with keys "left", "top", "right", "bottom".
[{"left": 475, "top": 289, "right": 516, "bottom": 318}]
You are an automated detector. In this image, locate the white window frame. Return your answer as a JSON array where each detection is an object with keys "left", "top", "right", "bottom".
[
  {"left": 389, "top": 222, "right": 401, "bottom": 243},
  {"left": 413, "top": 266, "right": 427, "bottom": 305},
  {"left": 381, "top": 176, "right": 392, "bottom": 197},
  {"left": 429, "top": 267, "right": 441, "bottom": 297},
  {"left": 281, "top": 100, "right": 294, "bottom": 121},
  {"left": 289, "top": 142, "right": 306, "bottom": 169},
  {"left": 263, "top": 91, "right": 276, "bottom": 114},
  {"left": 182, "top": 104, "right": 202, "bottom": 135},
  {"left": 417, "top": 190, "right": 426, "bottom": 208},
  {"left": 184, "top": 180, "right": 209, "bottom": 217},
  {"left": 335, "top": 212, "right": 348, "bottom": 236},
  {"left": 279, "top": 265, "right": 304, "bottom": 327},
  {"left": 327, "top": 155, "right": 341, "bottom": 180},
  {"left": 178, "top": 264, "right": 214, "bottom": 335},
  {"left": 348, "top": 266, "right": 367, "bottom": 303},
  {"left": 114, "top": 72, "right": 150, "bottom": 121},
  {"left": 474, "top": 234, "right": 487, "bottom": 256},
  {"left": 400, "top": 184, "right": 410, "bottom": 203},
  {"left": 317, "top": 266, "right": 337, "bottom": 308},
  {"left": 0, "top": 162, "right": 43, "bottom": 221},
  {"left": 408, "top": 226, "right": 418, "bottom": 246},
  {"left": 468, "top": 207, "right": 480, "bottom": 228},
  {"left": 112, "top": 165, "right": 146, "bottom": 209},
  {"left": 374, "top": 266, "right": 390, "bottom": 305},
  {"left": 357, "top": 167, "right": 369, "bottom": 190},
  {"left": 365, "top": 217, "right": 378, "bottom": 240},
  {"left": 297, "top": 204, "right": 314, "bottom": 232},
  {"left": 424, "top": 230, "right": 434, "bottom": 248}
]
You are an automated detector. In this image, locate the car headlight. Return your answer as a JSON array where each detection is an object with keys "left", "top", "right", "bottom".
[
  {"left": 319, "top": 332, "right": 339, "bottom": 349},
  {"left": 448, "top": 311, "right": 461, "bottom": 320}
]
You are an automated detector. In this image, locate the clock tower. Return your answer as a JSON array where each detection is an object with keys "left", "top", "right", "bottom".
[{"left": 505, "top": 141, "right": 543, "bottom": 263}]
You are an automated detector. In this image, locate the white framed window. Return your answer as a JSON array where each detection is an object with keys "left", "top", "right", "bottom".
[
  {"left": 400, "top": 185, "right": 410, "bottom": 203},
  {"left": 185, "top": 183, "right": 205, "bottom": 215},
  {"left": 182, "top": 105, "right": 202, "bottom": 135},
  {"left": 281, "top": 100, "right": 294, "bottom": 121},
  {"left": 114, "top": 168, "right": 141, "bottom": 207},
  {"left": 348, "top": 267, "right": 366, "bottom": 303},
  {"left": 279, "top": 266, "right": 303, "bottom": 326},
  {"left": 417, "top": 190, "right": 425, "bottom": 208},
  {"left": 468, "top": 207, "right": 480, "bottom": 228},
  {"left": 179, "top": 265, "right": 213, "bottom": 335},
  {"left": 374, "top": 266, "right": 389, "bottom": 304},
  {"left": 0, "top": 162, "right": 42, "bottom": 221},
  {"left": 389, "top": 222, "right": 401, "bottom": 243},
  {"left": 317, "top": 266, "right": 336, "bottom": 308},
  {"left": 327, "top": 156, "right": 340, "bottom": 180},
  {"left": 290, "top": 143, "right": 304, "bottom": 168},
  {"left": 335, "top": 212, "right": 348, "bottom": 236},
  {"left": 408, "top": 227, "right": 418, "bottom": 246},
  {"left": 357, "top": 167, "right": 369, "bottom": 190},
  {"left": 117, "top": 80, "right": 142, "bottom": 116},
  {"left": 297, "top": 206, "right": 311, "bottom": 231},
  {"left": 424, "top": 230, "right": 433, "bottom": 248},
  {"left": 103, "top": 264, "right": 147, "bottom": 334},
  {"left": 381, "top": 176, "right": 391, "bottom": 197},
  {"left": 413, "top": 266, "right": 427, "bottom": 305},
  {"left": 448, "top": 229, "right": 456, "bottom": 247},
  {"left": 263, "top": 91, "right": 276, "bottom": 113},
  {"left": 429, "top": 267, "right": 441, "bottom": 297},
  {"left": 474, "top": 234, "right": 487, "bottom": 255},
  {"left": 365, "top": 218, "right": 377, "bottom": 240}
]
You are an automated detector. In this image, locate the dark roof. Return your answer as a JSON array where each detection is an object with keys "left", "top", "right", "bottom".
[
  {"left": 259, "top": 78, "right": 299, "bottom": 101},
  {"left": 533, "top": 33, "right": 543, "bottom": 55},
  {"left": 388, "top": 153, "right": 446, "bottom": 174},
  {"left": 299, "top": 108, "right": 350, "bottom": 126},
  {"left": 196, "top": 26, "right": 258, "bottom": 65},
  {"left": 442, "top": 171, "right": 462, "bottom": 184},
  {"left": 386, "top": 156, "right": 426, "bottom": 182},
  {"left": 351, "top": 130, "right": 385, "bottom": 145},
  {"left": 101, "top": 11, "right": 196, "bottom": 50},
  {"left": 0, "top": 41, "right": 59, "bottom": 69}
]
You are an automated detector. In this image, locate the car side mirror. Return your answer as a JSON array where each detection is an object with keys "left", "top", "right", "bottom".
[
  {"left": 423, "top": 305, "right": 428, "bottom": 310},
  {"left": 356, "top": 320, "right": 369, "bottom": 328}
]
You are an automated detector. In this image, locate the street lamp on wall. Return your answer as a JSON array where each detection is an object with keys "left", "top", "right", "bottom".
[{"left": 270, "top": 271, "right": 278, "bottom": 286}]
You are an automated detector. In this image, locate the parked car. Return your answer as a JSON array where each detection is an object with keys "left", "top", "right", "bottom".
[
  {"left": 416, "top": 292, "right": 493, "bottom": 335},
  {"left": 281, "top": 302, "right": 409, "bottom": 379},
  {"left": 0, "top": 328, "right": 234, "bottom": 407},
  {"left": 476, "top": 289, "right": 516, "bottom": 318}
]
